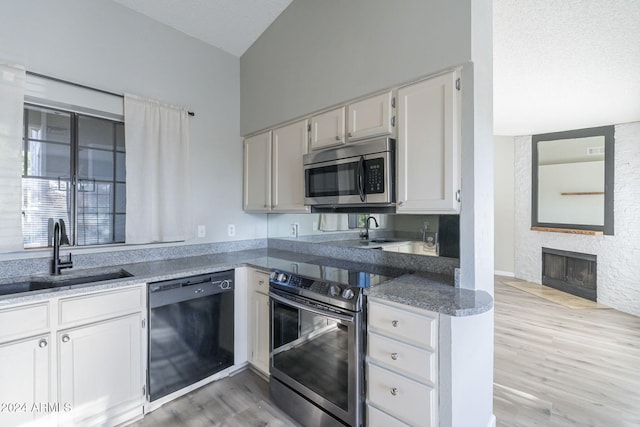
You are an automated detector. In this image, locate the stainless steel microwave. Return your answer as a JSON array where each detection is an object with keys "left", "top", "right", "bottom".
[{"left": 303, "top": 137, "right": 395, "bottom": 208}]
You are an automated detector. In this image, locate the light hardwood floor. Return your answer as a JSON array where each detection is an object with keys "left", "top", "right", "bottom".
[
  {"left": 130, "top": 277, "right": 640, "bottom": 426},
  {"left": 494, "top": 276, "right": 640, "bottom": 426}
]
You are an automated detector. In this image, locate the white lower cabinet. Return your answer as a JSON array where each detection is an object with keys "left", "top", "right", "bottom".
[
  {"left": 0, "top": 333, "right": 52, "bottom": 426},
  {"left": 58, "top": 313, "right": 143, "bottom": 426},
  {"left": 247, "top": 268, "right": 270, "bottom": 375},
  {"left": 367, "top": 298, "right": 438, "bottom": 427},
  {"left": 0, "top": 284, "right": 145, "bottom": 427}
]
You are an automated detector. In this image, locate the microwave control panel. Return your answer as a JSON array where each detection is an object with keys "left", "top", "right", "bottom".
[{"left": 365, "top": 158, "right": 385, "bottom": 194}]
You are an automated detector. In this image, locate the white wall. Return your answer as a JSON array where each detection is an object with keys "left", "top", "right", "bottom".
[
  {"left": 240, "top": 0, "right": 472, "bottom": 136},
  {"left": 514, "top": 122, "right": 640, "bottom": 316},
  {"left": 494, "top": 136, "right": 515, "bottom": 275},
  {"left": 0, "top": 0, "right": 267, "bottom": 259}
]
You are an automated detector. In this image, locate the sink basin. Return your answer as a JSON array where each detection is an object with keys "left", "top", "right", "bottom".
[
  {"left": 0, "top": 269, "right": 133, "bottom": 297},
  {"left": 369, "top": 238, "right": 401, "bottom": 243},
  {"left": 49, "top": 270, "right": 133, "bottom": 287}
]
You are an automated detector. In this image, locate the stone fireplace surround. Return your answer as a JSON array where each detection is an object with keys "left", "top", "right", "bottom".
[{"left": 514, "top": 122, "right": 640, "bottom": 316}]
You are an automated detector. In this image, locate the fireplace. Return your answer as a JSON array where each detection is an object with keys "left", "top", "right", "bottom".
[{"left": 542, "top": 248, "right": 597, "bottom": 301}]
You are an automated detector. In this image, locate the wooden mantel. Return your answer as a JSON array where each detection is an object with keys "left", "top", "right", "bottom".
[{"left": 531, "top": 227, "right": 604, "bottom": 236}]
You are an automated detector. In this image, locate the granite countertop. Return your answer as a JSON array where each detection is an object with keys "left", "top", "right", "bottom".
[
  {"left": 0, "top": 248, "right": 492, "bottom": 316},
  {"left": 367, "top": 272, "right": 493, "bottom": 316}
]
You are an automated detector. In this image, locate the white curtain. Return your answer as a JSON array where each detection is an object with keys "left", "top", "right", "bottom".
[
  {"left": 124, "top": 93, "right": 192, "bottom": 244},
  {"left": 0, "top": 64, "right": 26, "bottom": 252}
]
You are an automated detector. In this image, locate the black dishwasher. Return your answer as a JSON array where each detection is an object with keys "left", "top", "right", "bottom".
[{"left": 147, "top": 270, "right": 234, "bottom": 401}]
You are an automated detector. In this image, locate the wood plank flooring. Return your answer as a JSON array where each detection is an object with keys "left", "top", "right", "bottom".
[
  {"left": 129, "top": 369, "right": 299, "bottom": 427},
  {"left": 494, "top": 276, "right": 640, "bottom": 426},
  {"left": 129, "top": 277, "right": 640, "bottom": 426}
]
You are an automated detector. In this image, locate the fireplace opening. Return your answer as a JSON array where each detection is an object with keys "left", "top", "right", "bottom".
[{"left": 542, "top": 248, "right": 597, "bottom": 301}]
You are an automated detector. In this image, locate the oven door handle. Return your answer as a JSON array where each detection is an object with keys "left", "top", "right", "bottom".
[{"left": 269, "top": 291, "right": 355, "bottom": 324}]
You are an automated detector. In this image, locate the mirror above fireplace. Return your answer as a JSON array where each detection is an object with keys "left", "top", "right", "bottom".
[{"left": 531, "top": 126, "right": 615, "bottom": 235}]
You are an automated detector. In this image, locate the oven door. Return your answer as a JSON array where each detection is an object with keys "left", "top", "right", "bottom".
[
  {"left": 304, "top": 151, "right": 394, "bottom": 206},
  {"left": 269, "top": 289, "right": 363, "bottom": 427}
]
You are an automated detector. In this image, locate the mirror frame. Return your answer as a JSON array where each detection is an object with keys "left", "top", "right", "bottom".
[{"left": 531, "top": 125, "right": 615, "bottom": 235}]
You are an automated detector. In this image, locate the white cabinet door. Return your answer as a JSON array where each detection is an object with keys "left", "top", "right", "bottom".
[
  {"left": 248, "top": 269, "right": 270, "bottom": 375},
  {"left": 58, "top": 314, "right": 143, "bottom": 426},
  {"left": 397, "top": 71, "right": 461, "bottom": 213},
  {"left": 244, "top": 131, "right": 272, "bottom": 211},
  {"left": 347, "top": 91, "right": 394, "bottom": 141},
  {"left": 272, "top": 120, "right": 310, "bottom": 212},
  {"left": 0, "top": 335, "right": 52, "bottom": 427},
  {"left": 310, "top": 106, "right": 345, "bottom": 150}
]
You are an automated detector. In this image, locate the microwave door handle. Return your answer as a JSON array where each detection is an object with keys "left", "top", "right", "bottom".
[{"left": 357, "top": 156, "right": 365, "bottom": 202}]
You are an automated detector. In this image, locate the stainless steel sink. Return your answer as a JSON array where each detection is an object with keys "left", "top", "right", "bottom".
[
  {"left": 0, "top": 269, "right": 133, "bottom": 297},
  {"left": 369, "top": 238, "right": 396, "bottom": 243}
]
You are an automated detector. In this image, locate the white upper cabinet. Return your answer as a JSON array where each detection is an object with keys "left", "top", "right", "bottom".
[
  {"left": 396, "top": 70, "right": 461, "bottom": 214},
  {"left": 244, "top": 122, "right": 309, "bottom": 213},
  {"left": 243, "top": 131, "right": 272, "bottom": 212},
  {"left": 310, "top": 106, "right": 345, "bottom": 151},
  {"left": 272, "top": 120, "right": 310, "bottom": 212},
  {"left": 347, "top": 91, "right": 394, "bottom": 141}
]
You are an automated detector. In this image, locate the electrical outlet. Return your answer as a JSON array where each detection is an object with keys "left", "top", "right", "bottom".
[
  {"left": 290, "top": 223, "right": 299, "bottom": 238},
  {"left": 227, "top": 224, "right": 235, "bottom": 237},
  {"left": 197, "top": 225, "right": 206, "bottom": 238}
]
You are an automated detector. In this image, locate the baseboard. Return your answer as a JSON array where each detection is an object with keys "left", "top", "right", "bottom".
[{"left": 494, "top": 270, "right": 515, "bottom": 277}]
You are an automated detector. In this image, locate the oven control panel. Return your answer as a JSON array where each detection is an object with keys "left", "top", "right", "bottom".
[{"left": 270, "top": 270, "right": 358, "bottom": 301}]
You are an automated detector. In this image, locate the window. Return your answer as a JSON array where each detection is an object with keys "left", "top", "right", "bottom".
[{"left": 22, "top": 104, "right": 126, "bottom": 248}]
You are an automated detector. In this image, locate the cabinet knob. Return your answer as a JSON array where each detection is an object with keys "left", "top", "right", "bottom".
[
  {"left": 258, "top": 280, "right": 264, "bottom": 285},
  {"left": 38, "top": 339, "right": 48, "bottom": 348},
  {"left": 335, "top": 135, "right": 340, "bottom": 141},
  {"left": 390, "top": 387, "right": 399, "bottom": 396},
  {"left": 392, "top": 320, "right": 399, "bottom": 327},
  {"left": 391, "top": 352, "right": 398, "bottom": 360},
  {"left": 348, "top": 132, "right": 352, "bottom": 137},
  {"left": 398, "top": 201, "right": 404, "bottom": 207},
  {"left": 61, "top": 334, "right": 70, "bottom": 343}
]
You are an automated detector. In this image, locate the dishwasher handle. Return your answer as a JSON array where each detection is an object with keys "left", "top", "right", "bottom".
[{"left": 149, "top": 278, "right": 234, "bottom": 309}]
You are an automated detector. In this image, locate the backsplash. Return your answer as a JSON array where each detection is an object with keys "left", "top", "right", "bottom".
[
  {"left": 268, "top": 238, "right": 459, "bottom": 276},
  {"left": 0, "top": 239, "right": 267, "bottom": 279}
]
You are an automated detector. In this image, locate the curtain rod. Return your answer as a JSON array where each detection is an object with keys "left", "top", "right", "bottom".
[{"left": 26, "top": 70, "right": 195, "bottom": 117}]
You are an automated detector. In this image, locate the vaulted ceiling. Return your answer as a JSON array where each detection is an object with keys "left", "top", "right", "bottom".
[{"left": 111, "top": 0, "right": 640, "bottom": 135}]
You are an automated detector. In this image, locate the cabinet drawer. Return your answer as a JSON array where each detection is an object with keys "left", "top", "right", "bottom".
[
  {"left": 368, "top": 332, "right": 436, "bottom": 384},
  {"left": 367, "top": 364, "right": 436, "bottom": 427},
  {"left": 59, "top": 286, "right": 143, "bottom": 326},
  {"left": 367, "top": 404, "right": 410, "bottom": 427},
  {"left": 368, "top": 300, "right": 437, "bottom": 350},
  {"left": 0, "top": 302, "right": 50, "bottom": 342}
]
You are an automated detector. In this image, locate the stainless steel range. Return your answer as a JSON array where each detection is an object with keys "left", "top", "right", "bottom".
[{"left": 268, "top": 263, "right": 391, "bottom": 427}]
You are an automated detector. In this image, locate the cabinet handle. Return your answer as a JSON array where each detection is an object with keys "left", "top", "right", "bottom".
[
  {"left": 61, "top": 334, "right": 70, "bottom": 343},
  {"left": 38, "top": 339, "right": 48, "bottom": 348},
  {"left": 348, "top": 132, "right": 352, "bottom": 138},
  {"left": 258, "top": 280, "right": 264, "bottom": 285},
  {"left": 456, "top": 190, "right": 461, "bottom": 202},
  {"left": 392, "top": 320, "right": 399, "bottom": 327},
  {"left": 398, "top": 201, "right": 404, "bottom": 207},
  {"left": 391, "top": 352, "right": 398, "bottom": 360},
  {"left": 390, "top": 387, "right": 399, "bottom": 396},
  {"left": 335, "top": 135, "right": 340, "bottom": 141}
]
